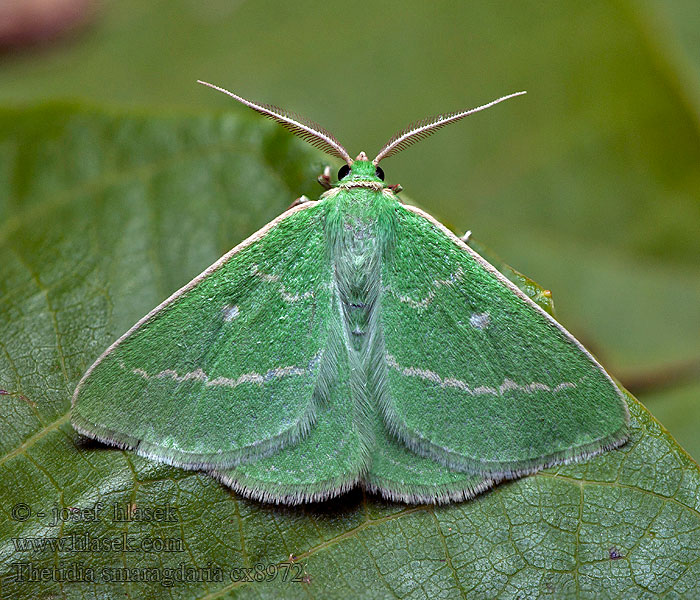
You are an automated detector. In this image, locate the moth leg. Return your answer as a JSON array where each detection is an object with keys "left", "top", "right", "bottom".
[
  {"left": 317, "top": 165, "right": 332, "bottom": 189},
  {"left": 287, "top": 194, "right": 312, "bottom": 208},
  {"left": 386, "top": 183, "right": 403, "bottom": 194}
]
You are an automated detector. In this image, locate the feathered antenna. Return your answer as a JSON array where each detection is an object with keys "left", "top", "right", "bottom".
[
  {"left": 372, "top": 91, "right": 526, "bottom": 165},
  {"left": 198, "top": 81, "right": 353, "bottom": 165}
]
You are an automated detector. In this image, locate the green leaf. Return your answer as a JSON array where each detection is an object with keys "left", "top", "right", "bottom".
[{"left": 1, "top": 106, "right": 699, "bottom": 599}]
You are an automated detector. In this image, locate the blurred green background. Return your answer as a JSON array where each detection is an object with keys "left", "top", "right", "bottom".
[{"left": 1, "top": 0, "right": 699, "bottom": 457}]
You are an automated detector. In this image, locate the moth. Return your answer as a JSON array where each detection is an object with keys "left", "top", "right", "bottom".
[{"left": 72, "top": 81, "right": 629, "bottom": 504}]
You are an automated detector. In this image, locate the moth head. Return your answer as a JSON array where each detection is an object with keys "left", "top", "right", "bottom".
[{"left": 337, "top": 153, "right": 385, "bottom": 183}]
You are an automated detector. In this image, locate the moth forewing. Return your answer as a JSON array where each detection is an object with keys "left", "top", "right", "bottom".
[
  {"left": 378, "top": 203, "right": 629, "bottom": 477},
  {"left": 72, "top": 201, "right": 333, "bottom": 470}
]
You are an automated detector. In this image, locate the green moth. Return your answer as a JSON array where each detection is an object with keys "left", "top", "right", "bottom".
[{"left": 71, "top": 81, "right": 629, "bottom": 505}]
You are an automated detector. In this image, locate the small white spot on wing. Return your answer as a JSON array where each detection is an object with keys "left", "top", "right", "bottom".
[
  {"left": 222, "top": 305, "right": 240, "bottom": 321},
  {"left": 469, "top": 312, "right": 491, "bottom": 330}
]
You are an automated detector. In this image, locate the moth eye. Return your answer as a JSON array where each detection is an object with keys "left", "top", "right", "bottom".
[
  {"left": 375, "top": 166, "right": 385, "bottom": 181},
  {"left": 337, "top": 164, "right": 351, "bottom": 180}
]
